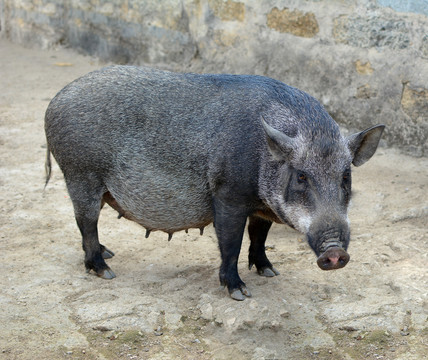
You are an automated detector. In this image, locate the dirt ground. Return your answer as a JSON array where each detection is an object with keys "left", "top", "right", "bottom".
[{"left": 0, "top": 39, "right": 427, "bottom": 360}]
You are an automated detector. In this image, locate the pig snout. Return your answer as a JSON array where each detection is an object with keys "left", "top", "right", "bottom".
[{"left": 317, "top": 247, "right": 350, "bottom": 270}]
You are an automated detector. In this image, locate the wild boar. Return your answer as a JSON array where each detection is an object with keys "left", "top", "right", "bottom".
[{"left": 44, "top": 66, "right": 385, "bottom": 300}]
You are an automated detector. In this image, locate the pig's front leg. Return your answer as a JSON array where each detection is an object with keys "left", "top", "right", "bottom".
[{"left": 213, "top": 197, "right": 251, "bottom": 301}]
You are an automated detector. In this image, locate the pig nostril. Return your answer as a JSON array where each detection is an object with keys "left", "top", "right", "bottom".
[
  {"left": 321, "top": 258, "right": 333, "bottom": 269},
  {"left": 340, "top": 253, "right": 350, "bottom": 266}
]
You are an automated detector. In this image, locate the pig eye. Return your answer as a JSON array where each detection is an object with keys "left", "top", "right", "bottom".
[{"left": 297, "top": 173, "right": 307, "bottom": 183}]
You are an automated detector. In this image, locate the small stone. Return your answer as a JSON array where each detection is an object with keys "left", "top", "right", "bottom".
[
  {"left": 214, "top": 318, "right": 223, "bottom": 326},
  {"left": 400, "top": 326, "right": 410, "bottom": 336},
  {"left": 154, "top": 326, "right": 163, "bottom": 336},
  {"left": 248, "top": 299, "right": 258, "bottom": 310},
  {"left": 199, "top": 303, "right": 213, "bottom": 320},
  {"left": 93, "top": 325, "right": 111, "bottom": 332},
  {"left": 242, "top": 318, "right": 256, "bottom": 328},
  {"left": 270, "top": 320, "right": 281, "bottom": 332},
  {"left": 261, "top": 306, "right": 269, "bottom": 315},
  {"left": 339, "top": 326, "right": 358, "bottom": 332},
  {"left": 355, "top": 331, "right": 368, "bottom": 340},
  {"left": 280, "top": 310, "right": 290, "bottom": 318},
  {"left": 226, "top": 317, "right": 236, "bottom": 327},
  {"left": 165, "top": 312, "right": 182, "bottom": 328}
]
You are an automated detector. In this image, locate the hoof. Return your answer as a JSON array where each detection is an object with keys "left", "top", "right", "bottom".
[
  {"left": 258, "top": 267, "right": 280, "bottom": 277},
  {"left": 241, "top": 286, "right": 252, "bottom": 297},
  {"left": 98, "top": 268, "right": 116, "bottom": 279},
  {"left": 101, "top": 247, "right": 115, "bottom": 259},
  {"left": 230, "top": 286, "right": 252, "bottom": 301}
]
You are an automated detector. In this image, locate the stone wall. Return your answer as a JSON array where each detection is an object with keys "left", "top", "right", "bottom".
[{"left": 1, "top": 0, "right": 427, "bottom": 156}]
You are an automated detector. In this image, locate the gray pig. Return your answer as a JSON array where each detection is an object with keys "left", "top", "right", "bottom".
[{"left": 44, "top": 66, "right": 384, "bottom": 300}]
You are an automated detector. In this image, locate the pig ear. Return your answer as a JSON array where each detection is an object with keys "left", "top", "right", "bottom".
[
  {"left": 347, "top": 124, "right": 385, "bottom": 166},
  {"left": 261, "top": 117, "right": 296, "bottom": 161}
]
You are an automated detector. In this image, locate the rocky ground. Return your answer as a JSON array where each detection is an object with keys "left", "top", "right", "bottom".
[{"left": 0, "top": 39, "right": 427, "bottom": 360}]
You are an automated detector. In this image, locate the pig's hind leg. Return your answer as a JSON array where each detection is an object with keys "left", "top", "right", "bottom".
[
  {"left": 248, "top": 216, "right": 280, "bottom": 277},
  {"left": 65, "top": 175, "right": 116, "bottom": 279}
]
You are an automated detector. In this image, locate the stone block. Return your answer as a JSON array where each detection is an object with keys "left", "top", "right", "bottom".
[
  {"left": 356, "top": 84, "right": 377, "bottom": 99},
  {"left": 267, "top": 7, "right": 319, "bottom": 38},
  {"left": 209, "top": 0, "right": 245, "bottom": 22},
  {"left": 213, "top": 29, "right": 239, "bottom": 47},
  {"left": 355, "top": 60, "right": 374, "bottom": 75},
  {"left": 401, "top": 84, "right": 428, "bottom": 123},
  {"left": 333, "top": 14, "right": 418, "bottom": 50}
]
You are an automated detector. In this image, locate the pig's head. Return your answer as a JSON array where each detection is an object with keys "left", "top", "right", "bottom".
[{"left": 259, "top": 113, "right": 385, "bottom": 271}]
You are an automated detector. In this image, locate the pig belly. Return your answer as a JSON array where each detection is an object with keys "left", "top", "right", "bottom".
[{"left": 104, "top": 175, "right": 213, "bottom": 233}]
